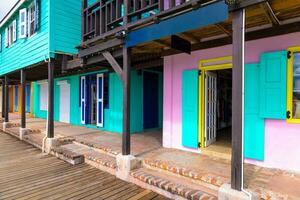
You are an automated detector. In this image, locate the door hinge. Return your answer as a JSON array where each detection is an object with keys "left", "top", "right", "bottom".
[
  {"left": 287, "top": 110, "right": 291, "bottom": 119},
  {"left": 287, "top": 51, "right": 292, "bottom": 59},
  {"left": 198, "top": 142, "right": 201, "bottom": 148},
  {"left": 199, "top": 70, "right": 202, "bottom": 76}
]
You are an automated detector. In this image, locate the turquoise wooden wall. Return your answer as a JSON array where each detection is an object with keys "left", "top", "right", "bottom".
[
  {"left": 32, "top": 70, "right": 163, "bottom": 133},
  {"left": 0, "top": 0, "right": 50, "bottom": 76},
  {"left": 50, "top": 0, "right": 81, "bottom": 55},
  {"left": 0, "top": 0, "right": 82, "bottom": 75}
]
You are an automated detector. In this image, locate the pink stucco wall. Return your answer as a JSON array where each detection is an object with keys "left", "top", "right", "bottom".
[{"left": 163, "top": 31, "right": 300, "bottom": 172}]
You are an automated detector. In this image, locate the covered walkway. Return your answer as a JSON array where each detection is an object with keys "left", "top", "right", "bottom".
[
  {"left": 2, "top": 113, "right": 300, "bottom": 199},
  {"left": 0, "top": 132, "right": 168, "bottom": 200}
]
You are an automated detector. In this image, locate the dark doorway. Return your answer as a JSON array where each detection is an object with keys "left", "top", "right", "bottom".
[{"left": 143, "top": 71, "right": 159, "bottom": 129}]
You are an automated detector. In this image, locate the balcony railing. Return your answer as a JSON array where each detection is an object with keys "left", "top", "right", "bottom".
[{"left": 82, "top": 0, "right": 191, "bottom": 43}]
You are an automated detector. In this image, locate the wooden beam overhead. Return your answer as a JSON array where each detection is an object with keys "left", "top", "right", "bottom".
[
  {"left": 153, "top": 40, "right": 171, "bottom": 49},
  {"left": 215, "top": 23, "right": 232, "bottom": 36},
  {"left": 260, "top": 1, "right": 280, "bottom": 26},
  {"left": 102, "top": 51, "right": 123, "bottom": 79},
  {"left": 178, "top": 32, "right": 200, "bottom": 44},
  {"left": 228, "top": 0, "right": 266, "bottom": 11}
]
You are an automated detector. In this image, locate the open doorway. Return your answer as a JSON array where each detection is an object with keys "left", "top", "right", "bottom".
[{"left": 199, "top": 57, "right": 232, "bottom": 158}]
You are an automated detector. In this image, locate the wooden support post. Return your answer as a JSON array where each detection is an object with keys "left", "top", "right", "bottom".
[
  {"left": 4, "top": 76, "right": 9, "bottom": 123},
  {"left": 231, "top": 8, "right": 245, "bottom": 191},
  {"left": 47, "top": 60, "right": 55, "bottom": 138},
  {"left": 122, "top": 47, "right": 131, "bottom": 155},
  {"left": 21, "top": 70, "right": 26, "bottom": 129},
  {"left": 1, "top": 81, "right": 4, "bottom": 118}
]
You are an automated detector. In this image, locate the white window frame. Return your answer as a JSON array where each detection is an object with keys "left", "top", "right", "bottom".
[
  {"left": 5, "top": 21, "right": 17, "bottom": 47},
  {"left": 12, "top": 20, "right": 17, "bottom": 42},
  {"left": 5, "top": 28, "right": 8, "bottom": 47},
  {"left": 19, "top": 8, "right": 27, "bottom": 38},
  {"left": 28, "top": 2, "right": 36, "bottom": 37},
  {"left": 8, "top": 24, "right": 13, "bottom": 46}
]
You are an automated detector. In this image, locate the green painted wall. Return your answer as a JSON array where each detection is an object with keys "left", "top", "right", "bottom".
[
  {"left": 32, "top": 70, "right": 163, "bottom": 133},
  {"left": 0, "top": 0, "right": 50, "bottom": 76}
]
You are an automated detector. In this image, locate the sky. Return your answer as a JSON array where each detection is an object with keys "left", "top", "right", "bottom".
[{"left": 0, "top": 0, "right": 19, "bottom": 22}]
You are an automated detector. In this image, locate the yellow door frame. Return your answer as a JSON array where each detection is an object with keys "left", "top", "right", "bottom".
[
  {"left": 287, "top": 46, "right": 300, "bottom": 123},
  {"left": 198, "top": 56, "right": 232, "bottom": 148}
]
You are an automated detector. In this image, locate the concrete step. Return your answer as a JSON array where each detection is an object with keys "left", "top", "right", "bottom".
[
  {"left": 4, "top": 127, "right": 20, "bottom": 138},
  {"left": 51, "top": 145, "right": 85, "bottom": 165},
  {"left": 73, "top": 139, "right": 118, "bottom": 157},
  {"left": 53, "top": 143, "right": 117, "bottom": 174},
  {"left": 6, "top": 122, "right": 21, "bottom": 128},
  {"left": 130, "top": 168, "right": 218, "bottom": 200},
  {"left": 142, "top": 158, "right": 228, "bottom": 188}
]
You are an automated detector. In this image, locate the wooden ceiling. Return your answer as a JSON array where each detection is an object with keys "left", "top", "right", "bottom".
[{"left": 131, "top": 0, "right": 300, "bottom": 56}]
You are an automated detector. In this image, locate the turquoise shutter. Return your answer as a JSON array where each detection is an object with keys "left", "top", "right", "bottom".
[
  {"left": 260, "top": 51, "right": 287, "bottom": 119},
  {"left": 244, "top": 64, "right": 265, "bottom": 160},
  {"left": 182, "top": 69, "right": 199, "bottom": 148}
]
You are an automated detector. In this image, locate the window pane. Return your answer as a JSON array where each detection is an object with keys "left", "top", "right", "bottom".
[{"left": 293, "top": 53, "right": 300, "bottom": 119}]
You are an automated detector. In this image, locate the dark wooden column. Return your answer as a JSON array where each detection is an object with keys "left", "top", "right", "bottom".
[
  {"left": 231, "top": 8, "right": 245, "bottom": 191},
  {"left": 4, "top": 76, "right": 9, "bottom": 123},
  {"left": 47, "top": 60, "right": 55, "bottom": 138},
  {"left": 122, "top": 47, "right": 131, "bottom": 155},
  {"left": 1, "top": 81, "right": 4, "bottom": 118},
  {"left": 21, "top": 70, "right": 26, "bottom": 129}
]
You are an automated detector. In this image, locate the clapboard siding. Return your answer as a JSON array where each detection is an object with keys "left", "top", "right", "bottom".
[
  {"left": 50, "top": 0, "right": 81, "bottom": 54},
  {"left": 0, "top": 0, "right": 50, "bottom": 76}
]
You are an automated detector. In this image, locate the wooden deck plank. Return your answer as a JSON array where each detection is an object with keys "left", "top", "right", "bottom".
[{"left": 0, "top": 132, "right": 169, "bottom": 200}]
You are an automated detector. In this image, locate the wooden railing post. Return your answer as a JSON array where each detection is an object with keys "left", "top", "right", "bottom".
[{"left": 82, "top": 0, "right": 87, "bottom": 42}]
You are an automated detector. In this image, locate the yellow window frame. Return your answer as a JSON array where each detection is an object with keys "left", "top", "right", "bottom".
[
  {"left": 198, "top": 56, "right": 232, "bottom": 148},
  {"left": 287, "top": 46, "right": 300, "bottom": 123}
]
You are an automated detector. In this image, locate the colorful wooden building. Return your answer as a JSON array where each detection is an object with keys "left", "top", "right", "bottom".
[
  {"left": 0, "top": 0, "right": 82, "bottom": 134},
  {"left": 1, "top": 0, "right": 300, "bottom": 197}
]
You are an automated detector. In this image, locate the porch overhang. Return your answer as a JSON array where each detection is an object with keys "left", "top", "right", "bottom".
[{"left": 125, "top": 1, "right": 228, "bottom": 47}]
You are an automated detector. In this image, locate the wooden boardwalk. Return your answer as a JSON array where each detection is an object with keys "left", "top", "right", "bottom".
[{"left": 0, "top": 132, "right": 169, "bottom": 200}]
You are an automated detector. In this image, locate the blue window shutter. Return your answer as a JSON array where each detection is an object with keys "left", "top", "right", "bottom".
[
  {"left": 34, "top": 0, "right": 40, "bottom": 32},
  {"left": 259, "top": 51, "right": 287, "bottom": 119},
  {"left": 244, "top": 64, "right": 265, "bottom": 160},
  {"left": 182, "top": 69, "right": 199, "bottom": 148}
]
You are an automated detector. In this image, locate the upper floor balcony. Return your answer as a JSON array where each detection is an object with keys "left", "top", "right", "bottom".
[{"left": 81, "top": 0, "right": 211, "bottom": 45}]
